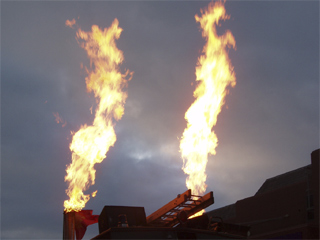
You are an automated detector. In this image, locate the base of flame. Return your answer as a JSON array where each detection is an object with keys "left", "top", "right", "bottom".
[{"left": 63, "top": 211, "right": 75, "bottom": 240}]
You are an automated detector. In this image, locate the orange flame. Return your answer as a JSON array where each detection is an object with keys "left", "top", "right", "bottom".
[
  {"left": 53, "top": 112, "right": 67, "bottom": 127},
  {"left": 64, "top": 19, "right": 132, "bottom": 212},
  {"left": 65, "top": 18, "right": 76, "bottom": 28},
  {"left": 180, "top": 0, "right": 236, "bottom": 206}
]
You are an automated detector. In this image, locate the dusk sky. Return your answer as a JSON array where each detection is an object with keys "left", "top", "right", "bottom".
[{"left": 1, "top": 1, "right": 319, "bottom": 239}]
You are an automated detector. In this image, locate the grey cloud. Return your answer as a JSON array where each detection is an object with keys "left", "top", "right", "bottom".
[{"left": 1, "top": 1, "right": 319, "bottom": 239}]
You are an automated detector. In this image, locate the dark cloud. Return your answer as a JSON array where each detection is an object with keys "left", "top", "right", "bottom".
[{"left": 1, "top": 1, "right": 319, "bottom": 239}]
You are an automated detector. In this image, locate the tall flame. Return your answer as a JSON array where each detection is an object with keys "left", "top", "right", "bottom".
[
  {"left": 180, "top": 1, "right": 236, "bottom": 199},
  {"left": 64, "top": 19, "right": 132, "bottom": 212}
]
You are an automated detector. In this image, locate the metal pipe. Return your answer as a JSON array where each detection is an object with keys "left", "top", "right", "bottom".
[{"left": 63, "top": 211, "right": 75, "bottom": 240}]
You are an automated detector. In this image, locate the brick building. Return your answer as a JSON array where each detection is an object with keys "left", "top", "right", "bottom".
[{"left": 207, "top": 149, "right": 319, "bottom": 239}]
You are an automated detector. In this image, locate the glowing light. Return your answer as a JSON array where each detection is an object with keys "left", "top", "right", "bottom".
[
  {"left": 180, "top": 0, "right": 236, "bottom": 199},
  {"left": 64, "top": 19, "right": 132, "bottom": 212}
]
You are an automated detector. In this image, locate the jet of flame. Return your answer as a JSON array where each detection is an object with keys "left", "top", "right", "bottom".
[
  {"left": 64, "top": 19, "right": 132, "bottom": 212},
  {"left": 180, "top": 0, "right": 236, "bottom": 201}
]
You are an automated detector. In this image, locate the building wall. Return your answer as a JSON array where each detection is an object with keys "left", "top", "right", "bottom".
[
  {"left": 208, "top": 149, "right": 319, "bottom": 239},
  {"left": 239, "top": 150, "right": 319, "bottom": 239},
  {"left": 234, "top": 181, "right": 308, "bottom": 238}
]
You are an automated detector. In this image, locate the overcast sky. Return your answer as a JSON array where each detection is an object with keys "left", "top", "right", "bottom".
[{"left": 1, "top": 1, "right": 319, "bottom": 239}]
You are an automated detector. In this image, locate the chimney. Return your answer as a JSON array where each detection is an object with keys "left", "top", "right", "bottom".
[
  {"left": 311, "top": 149, "right": 319, "bottom": 170},
  {"left": 311, "top": 149, "right": 319, "bottom": 238}
]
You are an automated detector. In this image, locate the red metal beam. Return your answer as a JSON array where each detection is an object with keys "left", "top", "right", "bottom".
[{"left": 146, "top": 189, "right": 191, "bottom": 224}]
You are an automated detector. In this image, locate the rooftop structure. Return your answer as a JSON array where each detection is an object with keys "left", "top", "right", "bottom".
[{"left": 207, "top": 149, "right": 319, "bottom": 239}]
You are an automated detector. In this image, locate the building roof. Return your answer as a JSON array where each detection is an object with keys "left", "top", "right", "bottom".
[
  {"left": 255, "top": 165, "right": 311, "bottom": 196},
  {"left": 207, "top": 203, "right": 236, "bottom": 220},
  {"left": 207, "top": 164, "right": 312, "bottom": 221}
]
